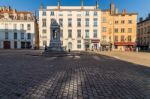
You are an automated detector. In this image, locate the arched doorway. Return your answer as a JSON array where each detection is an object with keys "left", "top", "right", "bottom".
[{"left": 68, "top": 42, "right": 72, "bottom": 50}]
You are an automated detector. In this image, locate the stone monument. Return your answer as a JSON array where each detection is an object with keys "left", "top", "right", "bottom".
[{"left": 44, "top": 19, "right": 65, "bottom": 54}]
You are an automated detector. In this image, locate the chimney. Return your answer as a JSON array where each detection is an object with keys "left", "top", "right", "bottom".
[
  {"left": 115, "top": 8, "right": 118, "bottom": 14},
  {"left": 122, "top": 9, "right": 126, "bottom": 15},
  {"left": 96, "top": 0, "right": 99, "bottom": 9},
  {"left": 57, "top": 0, "right": 61, "bottom": 10},
  {"left": 110, "top": 3, "right": 115, "bottom": 15},
  {"left": 81, "top": 0, "right": 84, "bottom": 10}
]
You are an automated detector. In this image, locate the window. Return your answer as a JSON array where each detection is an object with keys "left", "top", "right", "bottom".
[
  {"left": 42, "top": 29, "right": 47, "bottom": 34},
  {"left": 14, "top": 32, "right": 17, "bottom": 39},
  {"left": 102, "top": 27, "right": 106, "bottom": 32},
  {"left": 121, "top": 20, "right": 125, "bottom": 24},
  {"left": 93, "top": 30, "right": 97, "bottom": 38},
  {"left": 77, "top": 40, "right": 81, "bottom": 43},
  {"left": 102, "top": 17, "right": 106, "bottom": 23},
  {"left": 85, "top": 18, "right": 89, "bottom": 27},
  {"left": 68, "top": 30, "right": 72, "bottom": 38},
  {"left": 20, "top": 24, "right": 24, "bottom": 30},
  {"left": 13, "top": 24, "right": 17, "bottom": 30},
  {"left": 128, "top": 20, "right": 132, "bottom": 24},
  {"left": 68, "top": 11, "right": 72, "bottom": 16},
  {"left": 27, "top": 33, "right": 31, "bottom": 39},
  {"left": 5, "top": 32, "right": 9, "bottom": 39},
  {"left": 42, "top": 19, "right": 46, "bottom": 27},
  {"left": 5, "top": 24, "right": 8, "bottom": 29},
  {"left": 128, "top": 36, "right": 132, "bottom": 42},
  {"left": 114, "top": 28, "right": 118, "bottom": 33},
  {"left": 59, "top": 19, "right": 63, "bottom": 27},
  {"left": 115, "top": 20, "right": 118, "bottom": 24},
  {"left": 85, "top": 11, "right": 89, "bottom": 16},
  {"left": 121, "top": 28, "right": 125, "bottom": 33},
  {"left": 77, "top": 30, "right": 81, "bottom": 38},
  {"left": 43, "top": 40, "right": 47, "bottom": 46},
  {"left": 68, "top": 18, "right": 72, "bottom": 27},
  {"left": 85, "top": 30, "right": 89, "bottom": 38},
  {"left": 51, "top": 11, "right": 54, "bottom": 16},
  {"left": 60, "top": 29, "right": 63, "bottom": 37},
  {"left": 42, "top": 11, "right": 46, "bottom": 16},
  {"left": 114, "top": 36, "right": 118, "bottom": 42},
  {"left": 121, "top": 36, "right": 125, "bottom": 42},
  {"left": 94, "top": 12, "right": 97, "bottom": 16},
  {"left": 77, "top": 18, "right": 81, "bottom": 27},
  {"left": 128, "top": 28, "right": 132, "bottom": 33},
  {"left": 27, "top": 24, "right": 31, "bottom": 30},
  {"left": 77, "top": 45, "right": 81, "bottom": 49},
  {"left": 21, "top": 33, "right": 24, "bottom": 39},
  {"left": 94, "top": 18, "right": 98, "bottom": 27}
]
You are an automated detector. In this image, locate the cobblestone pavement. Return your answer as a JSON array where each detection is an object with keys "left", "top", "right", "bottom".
[{"left": 0, "top": 50, "right": 150, "bottom": 99}]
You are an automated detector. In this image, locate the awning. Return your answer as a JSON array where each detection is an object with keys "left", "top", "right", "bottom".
[{"left": 114, "top": 42, "right": 136, "bottom": 46}]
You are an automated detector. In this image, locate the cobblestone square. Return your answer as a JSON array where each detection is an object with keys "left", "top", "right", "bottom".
[{"left": 0, "top": 50, "right": 150, "bottom": 99}]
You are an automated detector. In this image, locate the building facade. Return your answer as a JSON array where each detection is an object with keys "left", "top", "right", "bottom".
[
  {"left": 101, "top": 3, "right": 137, "bottom": 51},
  {"left": 137, "top": 15, "right": 150, "bottom": 51},
  {"left": 0, "top": 6, "right": 37, "bottom": 49},
  {"left": 39, "top": 4, "right": 101, "bottom": 51}
]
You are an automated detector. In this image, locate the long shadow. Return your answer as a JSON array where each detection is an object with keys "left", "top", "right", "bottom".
[{"left": 0, "top": 51, "right": 150, "bottom": 99}]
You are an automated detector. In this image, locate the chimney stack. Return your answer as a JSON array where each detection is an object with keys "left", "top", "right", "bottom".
[
  {"left": 81, "top": 0, "right": 84, "bottom": 10},
  {"left": 57, "top": 0, "right": 61, "bottom": 10},
  {"left": 122, "top": 9, "right": 126, "bottom": 15},
  {"left": 96, "top": 0, "right": 99, "bottom": 9},
  {"left": 110, "top": 3, "right": 115, "bottom": 15}
]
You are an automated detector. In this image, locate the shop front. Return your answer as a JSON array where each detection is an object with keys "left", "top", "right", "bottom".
[{"left": 114, "top": 42, "right": 136, "bottom": 51}]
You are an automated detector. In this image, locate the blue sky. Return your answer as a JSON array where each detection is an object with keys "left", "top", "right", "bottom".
[{"left": 0, "top": 0, "right": 150, "bottom": 20}]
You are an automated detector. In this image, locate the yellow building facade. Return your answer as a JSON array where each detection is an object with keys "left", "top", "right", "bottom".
[{"left": 101, "top": 3, "right": 137, "bottom": 51}]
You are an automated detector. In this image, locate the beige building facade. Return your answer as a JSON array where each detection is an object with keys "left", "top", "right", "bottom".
[
  {"left": 101, "top": 3, "right": 137, "bottom": 51},
  {"left": 137, "top": 15, "right": 150, "bottom": 50},
  {"left": 39, "top": 4, "right": 101, "bottom": 51}
]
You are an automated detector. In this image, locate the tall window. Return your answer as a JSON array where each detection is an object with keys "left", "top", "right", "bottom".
[
  {"left": 85, "top": 11, "right": 89, "bottom": 16},
  {"left": 42, "top": 11, "right": 46, "bottom": 16},
  {"left": 85, "top": 30, "right": 89, "bottom": 38},
  {"left": 27, "top": 33, "right": 31, "bottom": 39},
  {"left": 68, "top": 30, "right": 72, "bottom": 38},
  {"left": 43, "top": 41, "right": 47, "bottom": 46},
  {"left": 60, "top": 29, "right": 63, "bottom": 38},
  {"left": 20, "top": 24, "right": 24, "bottom": 30},
  {"left": 128, "top": 28, "right": 132, "bottom": 33},
  {"left": 77, "top": 18, "right": 81, "bottom": 27},
  {"left": 5, "top": 24, "right": 8, "bottom": 29},
  {"left": 13, "top": 24, "right": 17, "bottom": 30},
  {"left": 114, "top": 36, "right": 118, "bottom": 42},
  {"left": 14, "top": 32, "right": 17, "bottom": 39},
  {"left": 128, "top": 20, "right": 132, "bottom": 24},
  {"left": 93, "top": 30, "right": 97, "bottom": 38},
  {"left": 115, "top": 20, "right": 118, "bottom": 24},
  {"left": 5, "top": 32, "right": 9, "bottom": 39},
  {"left": 114, "top": 28, "right": 118, "bottom": 33},
  {"left": 85, "top": 18, "right": 89, "bottom": 27},
  {"left": 21, "top": 33, "right": 24, "bottom": 39},
  {"left": 42, "top": 29, "right": 47, "bottom": 34},
  {"left": 42, "top": 19, "right": 46, "bottom": 27},
  {"left": 77, "top": 30, "right": 81, "bottom": 38},
  {"left": 27, "top": 24, "right": 31, "bottom": 30},
  {"left": 94, "top": 12, "right": 97, "bottom": 16},
  {"left": 59, "top": 19, "right": 63, "bottom": 27},
  {"left": 121, "top": 36, "right": 125, "bottom": 42},
  {"left": 121, "top": 20, "right": 125, "bottom": 24},
  {"left": 102, "top": 17, "right": 106, "bottom": 23},
  {"left": 68, "top": 18, "right": 72, "bottom": 27},
  {"left": 50, "top": 11, "right": 54, "bottom": 16},
  {"left": 94, "top": 18, "right": 98, "bottom": 27},
  {"left": 121, "top": 28, "right": 125, "bottom": 33},
  {"left": 102, "top": 27, "right": 106, "bottom": 32},
  {"left": 128, "top": 36, "right": 132, "bottom": 42}
]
